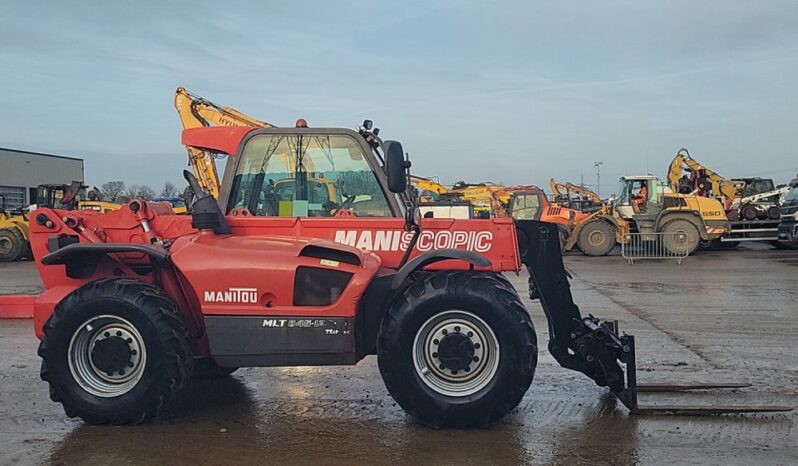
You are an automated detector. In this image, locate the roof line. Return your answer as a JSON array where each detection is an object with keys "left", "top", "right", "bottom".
[{"left": 0, "top": 147, "right": 84, "bottom": 162}]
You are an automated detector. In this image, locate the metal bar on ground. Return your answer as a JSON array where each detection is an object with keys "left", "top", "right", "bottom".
[
  {"left": 637, "top": 382, "right": 751, "bottom": 392},
  {"left": 635, "top": 405, "right": 794, "bottom": 415}
]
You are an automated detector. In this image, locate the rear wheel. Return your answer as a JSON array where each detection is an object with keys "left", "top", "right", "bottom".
[
  {"left": 577, "top": 221, "right": 616, "bottom": 256},
  {"left": 661, "top": 219, "right": 700, "bottom": 255},
  {"left": 0, "top": 228, "right": 25, "bottom": 262},
  {"left": 378, "top": 271, "right": 537, "bottom": 428},
  {"left": 38, "top": 279, "right": 193, "bottom": 425}
]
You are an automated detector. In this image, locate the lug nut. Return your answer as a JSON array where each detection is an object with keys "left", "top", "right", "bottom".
[
  {"left": 126, "top": 338, "right": 133, "bottom": 343},
  {"left": 442, "top": 329, "right": 448, "bottom": 335},
  {"left": 474, "top": 343, "right": 481, "bottom": 349},
  {"left": 128, "top": 362, "right": 134, "bottom": 367},
  {"left": 104, "top": 332, "right": 110, "bottom": 337},
  {"left": 452, "top": 371, "right": 458, "bottom": 375},
  {"left": 131, "top": 350, "right": 137, "bottom": 355},
  {"left": 116, "top": 331, "right": 122, "bottom": 337},
  {"left": 473, "top": 356, "right": 479, "bottom": 362},
  {"left": 454, "top": 326, "right": 461, "bottom": 332},
  {"left": 433, "top": 339, "right": 439, "bottom": 345},
  {"left": 467, "top": 331, "right": 473, "bottom": 337},
  {"left": 465, "top": 366, "right": 471, "bottom": 372},
  {"left": 439, "top": 364, "right": 445, "bottom": 370},
  {"left": 119, "top": 370, "right": 125, "bottom": 376}
]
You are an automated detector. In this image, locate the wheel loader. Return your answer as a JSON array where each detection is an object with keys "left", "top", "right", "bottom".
[
  {"left": 565, "top": 175, "right": 729, "bottom": 256},
  {"left": 22, "top": 121, "right": 785, "bottom": 427}
]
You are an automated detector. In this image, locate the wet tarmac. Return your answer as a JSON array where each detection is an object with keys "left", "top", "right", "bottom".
[{"left": 1, "top": 246, "right": 797, "bottom": 465}]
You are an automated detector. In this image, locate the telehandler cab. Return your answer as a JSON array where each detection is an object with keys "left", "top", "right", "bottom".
[{"left": 25, "top": 121, "right": 787, "bottom": 427}]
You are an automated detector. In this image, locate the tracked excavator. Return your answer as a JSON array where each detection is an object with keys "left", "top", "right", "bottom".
[{"left": 667, "top": 148, "right": 789, "bottom": 247}]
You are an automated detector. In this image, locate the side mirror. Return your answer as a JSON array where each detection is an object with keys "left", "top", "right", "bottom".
[{"left": 385, "top": 140, "right": 409, "bottom": 193}]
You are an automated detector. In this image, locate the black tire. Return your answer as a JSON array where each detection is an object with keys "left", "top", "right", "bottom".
[
  {"left": 740, "top": 204, "right": 758, "bottom": 221},
  {"left": 193, "top": 358, "right": 238, "bottom": 378},
  {"left": 0, "top": 228, "right": 25, "bottom": 262},
  {"left": 720, "top": 240, "right": 739, "bottom": 249},
  {"left": 661, "top": 219, "right": 700, "bottom": 255},
  {"left": 767, "top": 206, "right": 781, "bottom": 220},
  {"left": 38, "top": 278, "right": 193, "bottom": 425},
  {"left": 577, "top": 220, "right": 616, "bottom": 256},
  {"left": 378, "top": 271, "right": 537, "bottom": 428},
  {"left": 697, "top": 239, "right": 718, "bottom": 250}
]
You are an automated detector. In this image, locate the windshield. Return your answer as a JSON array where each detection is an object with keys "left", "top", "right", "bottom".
[
  {"left": 784, "top": 187, "right": 798, "bottom": 206},
  {"left": 228, "top": 134, "right": 392, "bottom": 217},
  {"left": 510, "top": 193, "right": 541, "bottom": 220}
]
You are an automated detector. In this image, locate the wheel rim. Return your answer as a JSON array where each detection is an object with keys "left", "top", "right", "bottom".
[
  {"left": 413, "top": 310, "right": 500, "bottom": 397},
  {"left": 588, "top": 230, "right": 606, "bottom": 246},
  {"left": 68, "top": 315, "right": 147, "bottom": 398},
  {"left": 0, "top": 236, "right": 12, "bottom": 255}
]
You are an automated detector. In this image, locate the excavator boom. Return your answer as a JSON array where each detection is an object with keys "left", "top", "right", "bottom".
[{"left": 174, "top": 87, "right": 274, "bottom": 198}]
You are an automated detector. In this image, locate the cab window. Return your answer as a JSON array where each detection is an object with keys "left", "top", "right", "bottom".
[
  {"left": 510, "top": 193, "right": 541, "bottom": 220},
  {"left": 228, "top": 134, "right": 392, "bottom": 217}
]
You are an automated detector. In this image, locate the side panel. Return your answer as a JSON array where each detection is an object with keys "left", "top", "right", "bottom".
[
  {"left": 205, "top": 315, "right": 356, "bottom": 367},
  {"left": 224, "top": 216, "right": 521, "bottom": 272}
]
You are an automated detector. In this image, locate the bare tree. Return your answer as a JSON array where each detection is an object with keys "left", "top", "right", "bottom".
[
  {"left": 101, "top": 181, "right": 126, "bottom": 202},
  {"left": 160, "top": 181, "right": 177, "bottom": 198},
  {"left": 138, "top": 185, "right": 155, "bottom": 200}
]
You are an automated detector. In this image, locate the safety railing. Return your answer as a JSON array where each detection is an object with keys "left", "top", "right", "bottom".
[{"left": 620, "top": 232, "right": 690, "bottom": 264}]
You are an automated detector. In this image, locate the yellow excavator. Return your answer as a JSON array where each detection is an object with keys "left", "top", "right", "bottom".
[
  {"left": 667, "top": 148, "right": 788, "bottom": 246},
  {"left": 174, "top": 87, "right": 274, "bottom": 199},
  {"left": 408, "top": 176, "right": 509, "bottom": 218},
  {"left": 174, "top": 87, "right": 336, "bottom": 206}
]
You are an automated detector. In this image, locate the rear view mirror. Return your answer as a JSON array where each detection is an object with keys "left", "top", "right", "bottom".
[{"left": 385, "top": 141, "right": 409, "bottom": 193}]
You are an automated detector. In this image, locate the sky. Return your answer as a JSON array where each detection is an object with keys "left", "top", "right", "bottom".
[{"left": 2, "top": 0, "right": 798, "bottom": 197}]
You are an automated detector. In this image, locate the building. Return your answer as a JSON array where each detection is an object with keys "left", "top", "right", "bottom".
[{"left": 0, "top": 147, "right": 84, "bottom": 209}]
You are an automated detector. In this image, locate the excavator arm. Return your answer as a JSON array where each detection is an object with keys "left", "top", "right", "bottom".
[
  {"left": 667, "top": 148, "right": 740, "bottom": 206},
  {"left": 174, "top": 87, "right": 274, "bottom": 198}
]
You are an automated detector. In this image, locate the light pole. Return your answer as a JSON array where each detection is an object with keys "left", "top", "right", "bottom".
[{"left": 594, "top": 161, "right": 603, "bottom": 198}]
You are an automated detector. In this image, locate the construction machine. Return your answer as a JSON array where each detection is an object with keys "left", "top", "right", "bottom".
[
  {"left": 565, "top": 175, "right": 729, "bottom": 256},
  {"left": 174, "top": 87, "right": 274, "bottom": 199},
  {"left": 667, "top": 148, "right": 787, "bottom": 246},
  {"left": 17, "top": 118, "right": 786, "bottom": 428},
  {"left": 0, "top": 194, "right": 30, "bottom": 262},
  {"left": 409, "top": 176, "right": 508, "bottom": 218},
  {"left": 548, "top": 178, "right": 603, "bottom": 212},
  {"left": 505, "top": 185, "right": 590, "bottom": 245}
]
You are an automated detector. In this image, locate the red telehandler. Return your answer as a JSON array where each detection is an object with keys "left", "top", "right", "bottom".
[{"left": 19, "top": 120, "right": 789, "bottom": 427}]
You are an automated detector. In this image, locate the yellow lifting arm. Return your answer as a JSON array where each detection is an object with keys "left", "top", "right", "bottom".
[{"left": 174, "top": 87, "right": 274, "bottom": 198}]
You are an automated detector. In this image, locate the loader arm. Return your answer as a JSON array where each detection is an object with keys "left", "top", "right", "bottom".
[{"left": 174, "top": 87, "right": 275, "bottom": 198}]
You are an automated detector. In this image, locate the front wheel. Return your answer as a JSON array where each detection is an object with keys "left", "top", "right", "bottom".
[
  {"left": 378, "top": 272, "right": 537, "bottom": 428},
  {"left": 577, "top": 220, "right": 616, "bottom": 256},
  {"left": 38, "top": 279, "right": 193, "bottom": 425},
  {"left": 661, "top": 219, "right": 700, "bottom": 255}
]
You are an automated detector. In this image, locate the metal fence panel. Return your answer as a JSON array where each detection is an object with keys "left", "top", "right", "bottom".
[{"left": 620, "top": 232, "right": 690, "bottom": 264}]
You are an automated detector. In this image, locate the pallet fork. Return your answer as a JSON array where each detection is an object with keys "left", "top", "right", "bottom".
[{"left": 517, "top": 220, "right": 793, "bottom": 415}]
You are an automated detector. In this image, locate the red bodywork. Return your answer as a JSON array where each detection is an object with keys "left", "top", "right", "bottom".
[{"left": 28, "top": 204, "right": 521, "bottom": 348}]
